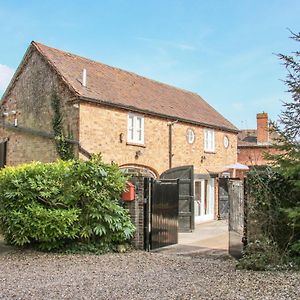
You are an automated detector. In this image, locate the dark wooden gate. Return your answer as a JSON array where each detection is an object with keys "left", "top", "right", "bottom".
[
  {"left": 0, "top": 141, "right": 7, "bottom": 168},
  {"left": 160, "top": 166, "right": 194, "bottom": 232},
  {"left": 144, "top": 178, "right": 179, "bottom": 250},
  {"left": 228, "top": 179, "right": 245, "bottom": 258},
  {"left": 218, "top": 178, "right": 229, "bottom": 220}
]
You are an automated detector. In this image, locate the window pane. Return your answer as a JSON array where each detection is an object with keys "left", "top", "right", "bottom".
[
  {"left": 129, "top": 128, "right": 134, "bottom": 140},
  {"left": 204, "top": 129, "right": 215, "bottom": 151},
  {"left": 195, "top": 181, "right": 201, "bottom": 200},
  {"left": 188, "top": 129, "right": 195, "bottom": 144},
  {"left": 129, "top": 116, "right": 134, "bottom": 128},
  {"left": 204, "top": 180, "right": 208, "bottom": 214},
  {"left": 205, "top": 130, "right": 209, "bottom": 150},
  {"left": 137, "top": 129, "right": 142, "bottom": 141},
  {"left": 128, "top": 116, "right": 134, "bottom": 141},
  {"left": 136, "top": 117, "right": 142, "bottom": 130}
]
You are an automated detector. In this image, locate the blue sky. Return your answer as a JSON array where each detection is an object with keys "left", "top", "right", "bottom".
[{"left": 0, "top": 0, "right": 299, "bottom": 129}]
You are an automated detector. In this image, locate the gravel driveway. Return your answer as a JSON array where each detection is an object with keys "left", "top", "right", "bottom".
[{"left": 0, "top": 250, "right": 299, "bottom": 300}]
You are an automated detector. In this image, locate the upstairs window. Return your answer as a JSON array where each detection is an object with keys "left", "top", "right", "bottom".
[
  {"left": 204, "top": 129, "right": 215, "bottom": 152},
  {"left": 186, "top": 128, "right": 195, "bottom": 144},
  {"left": 127, "top": 114, "right": 144, "bottom": 144}
]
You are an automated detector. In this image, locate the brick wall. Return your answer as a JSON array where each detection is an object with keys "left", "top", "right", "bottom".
[
  {"left": 79, "top": 101, "right": 237, "bottom": 175},
  {"left": 256, "top": 113, "right": 268, "bottom": 144},
  {"left": 0, "top": 46, "right": 237, "bottom": 174},
  {"left": 124, "top": 176, "right": 145, "bottom": 249},
  {"left": 0, "top": 47, "right": 79, "bottom": 165},
  {"left": 238, "top": 146, "right": 280, "bottom": 166}
]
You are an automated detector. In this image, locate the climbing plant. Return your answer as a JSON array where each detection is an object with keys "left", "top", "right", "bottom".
[{"left": 51, "top": 92, "right": 74, "bottom": 160}]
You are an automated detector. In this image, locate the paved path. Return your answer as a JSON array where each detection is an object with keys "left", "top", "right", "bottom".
[{"left": 154, "top": 220, "right": 229, "bottom": 256}]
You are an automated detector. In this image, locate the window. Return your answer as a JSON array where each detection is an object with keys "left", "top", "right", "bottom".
[
  {"left": 186, "top": 128, "right": 195, "bottom": 144},
  {"left": 204, "top": 129, "right": 215, "bottom": 152},
  {"left": 127, "top": 114, "right": 144, "bottom": 144},
  {"left": 223, "top": 135, "right": 229, "bottom": 148}
]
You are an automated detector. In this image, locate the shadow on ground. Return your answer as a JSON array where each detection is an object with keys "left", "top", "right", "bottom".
[
  {"left": 0, "top": 235, "right": 15, "bottom": 256},
  {"left": 153, "top": 220, "right": 230, "bottom": 258}
]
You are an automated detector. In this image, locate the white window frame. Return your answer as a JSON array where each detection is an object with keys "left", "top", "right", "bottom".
[
  {"left": 127, "top": 113, "right": 144, "bottom": 144},
  {"left": 186, "top": 128, "right": 195, "bottom": 144},
  {"left": 204, "top": 129, "right": 215, "bottom": 152}
]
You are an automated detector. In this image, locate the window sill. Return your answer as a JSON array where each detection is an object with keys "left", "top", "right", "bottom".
[
  {"left": 204, "top": 150, "right": 216, "bottom": 154},
  {"left": 126, "top": 142, "right": 146, "bottom": 148}
]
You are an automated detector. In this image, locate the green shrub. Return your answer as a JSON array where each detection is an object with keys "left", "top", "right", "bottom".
[
  {"left": 0, "top": 156, "right": 135, "bottom": 252},
  {"left": 237, "top": 238, "right": 282, "bottom": 271},
  {"left": 240, "top": 166, "right": 300, "bottom": 270}
]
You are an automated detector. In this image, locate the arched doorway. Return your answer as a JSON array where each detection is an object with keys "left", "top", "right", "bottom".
[{"left": 119, "top": 164, "right": 158, "bottom": 179}]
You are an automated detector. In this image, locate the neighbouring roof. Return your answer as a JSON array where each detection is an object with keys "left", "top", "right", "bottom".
[
  {"left": 238, "top": 129, "right": 279, "bottom": 147},
  {"left": 25, "top": 41, "right": 237, "bottom": 132}
]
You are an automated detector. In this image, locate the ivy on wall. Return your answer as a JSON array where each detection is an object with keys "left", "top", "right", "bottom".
[{"left": 51, "top": 92, "right": 74, "bottom": 160}]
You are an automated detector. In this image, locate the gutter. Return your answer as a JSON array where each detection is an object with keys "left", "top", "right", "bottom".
[{"left": 79, "top": 96, "right": 239, "bottom": 134}]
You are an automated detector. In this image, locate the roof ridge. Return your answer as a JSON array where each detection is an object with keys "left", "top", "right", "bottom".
[{"left": 32, "top": 41, "right": 200, "bottom": 98}]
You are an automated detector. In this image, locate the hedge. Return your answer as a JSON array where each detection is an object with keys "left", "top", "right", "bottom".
[{"left": 0, "top": 156, "right": 135, "bottom": 252}]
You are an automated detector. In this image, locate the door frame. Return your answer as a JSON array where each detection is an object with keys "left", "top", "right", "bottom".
[{"left": 194, "top": 178, "right": 215, "bottom": 223}]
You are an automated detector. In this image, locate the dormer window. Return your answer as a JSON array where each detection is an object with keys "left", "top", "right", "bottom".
[{"left": 127, "top": 113, "right": 144, "bottom": 144}]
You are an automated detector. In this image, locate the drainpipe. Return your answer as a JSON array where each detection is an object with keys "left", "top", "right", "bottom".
[{"left": 167, "top": 120, "right": 178, "bottom": 169}]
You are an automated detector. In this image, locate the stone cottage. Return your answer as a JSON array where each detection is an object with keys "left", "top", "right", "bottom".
[{"left": 0, "top": 41, "right": 238, "bottom": 227}]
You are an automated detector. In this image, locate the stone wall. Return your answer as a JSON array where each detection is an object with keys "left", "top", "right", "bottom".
[{"left": 0, "top": 46, "right": 79, "bottom": 165}]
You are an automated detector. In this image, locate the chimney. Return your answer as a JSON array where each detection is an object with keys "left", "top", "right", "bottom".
[
  {"left": 256, "top": 112, "right": 269, "bottom": 144},
  {"left": 82, "top": 69, "right": 87, "bottom": 87}
]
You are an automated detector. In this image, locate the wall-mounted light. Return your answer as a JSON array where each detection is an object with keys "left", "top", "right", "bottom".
[
  {"left": 200, "top": 155, "right": 206, "bottom": 163},
  {"left": 2, "top": 110, "right": 18, "bottom": 126},
  {"left": 2, "top": 110, "right": 17, "bottom": 117},
  {"left": 135, "top": 150, "right": 142, "bottom": 159}
]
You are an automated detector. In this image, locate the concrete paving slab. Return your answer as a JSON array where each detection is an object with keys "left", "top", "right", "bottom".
[
  {"left": 179, "top": 220, "right": 228, "bottom": 249},
  {"left": 154, "top": 220, "right": 229, "bottom": 257}
]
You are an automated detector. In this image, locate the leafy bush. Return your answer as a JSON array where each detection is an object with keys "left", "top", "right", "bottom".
[
  {"left": 0, "top": 156, "right": 135, "bottom": 252},
  {"left": 238, "top": 31, "right": 300, "bottom": 271},
  {"left": 240, "top": 166, "right": 300, "bottom": 270},
  {"left": 237, "top": 238, "right": 283, "bottom": 271}
]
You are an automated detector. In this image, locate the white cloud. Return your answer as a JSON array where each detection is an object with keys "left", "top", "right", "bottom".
[{"left": 0, "top": 64, "right": 15, "bottom": 91}]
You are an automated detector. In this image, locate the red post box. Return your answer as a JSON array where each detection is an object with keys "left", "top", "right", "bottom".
[{"left": 121, "top": 182, "right": 135, "bottom": 201}]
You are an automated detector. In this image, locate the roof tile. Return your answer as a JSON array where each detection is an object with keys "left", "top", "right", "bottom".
[{"left": 32, "top": 41, "right": 237, "bottom": 132}]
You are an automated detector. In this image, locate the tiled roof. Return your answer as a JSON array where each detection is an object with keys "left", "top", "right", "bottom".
[
  {"left": 31, "top": 41, "right": 237, "bottom": 132},
  {"left": 238, "top": 129, "right": 279, "bottom": 147}
]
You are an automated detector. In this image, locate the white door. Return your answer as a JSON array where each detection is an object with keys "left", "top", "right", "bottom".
[{"left": 194, "top": 179, "right": 215, "bottom": 223}]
